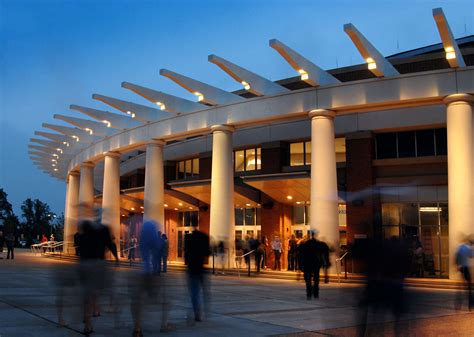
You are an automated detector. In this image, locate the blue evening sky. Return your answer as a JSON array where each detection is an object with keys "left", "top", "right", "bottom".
[{"left": 0, "top": 0, "right": 472, "bottom": 216}]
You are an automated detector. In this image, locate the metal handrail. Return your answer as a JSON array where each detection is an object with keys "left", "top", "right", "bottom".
[
  {"left": 235, "top": 249, "right": 256, "bottom": 277},
  {"left": 336, "top": 251, "right": 350, "bottom": 283}
]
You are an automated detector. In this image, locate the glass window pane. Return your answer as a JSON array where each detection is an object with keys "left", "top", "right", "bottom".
[
  {"left": 178, "top": 161, "right": 185, "bottom": 179},
  {"left": 397, "top": 131, "right": 416, "bottom": 158},
  {"left": 192, "top": 158, "right": 199, "bottom": 175},
  {"left": 256, "top": 148, "right": 261, "bottom": 170},
  {"left": 435, "top": 128, "right": 447, "bottom": 156},
  {"left": 235, "top": 150, "right": 245, "bottom": 172},
  {"left": 190, "top": 211, "right": 198, "bottom": 227},
  {"left": 245, "top": 208, "right": 255, "bottom": 226},
  {"left": 246, "top": 149, "right": 257, "bottom": 171},
  {"left": 305, "top": 141, "right": 311, "bottom": 165},
  {"left": 416, "top": 130, "right": 435, "bottom": 157},
  {"left": 306, "top": 205, "right": 310, "bottom": 225},
  {"left": 376, "top": 133, "right": 397, "bottom": 159},
  {"left": 383, "top": 226, "right": 399, "bottom": 239},
  {"left": 290, "top": 142, "right": 304, "bottom": 166},
  {"left": 256, "top": 208, "right": 261, "bottom": 226},
  {"left": 185, "top": 160, "right": 192, "bottom": 177},
  {"left": 235, "top": 208, "right": 244, "bottom": 226},
  {"left": 382, "top": 203, "right": 401, "bottom": 226},
  {"left": 293, "top": 206, "right": 305, "bottom": 225}
]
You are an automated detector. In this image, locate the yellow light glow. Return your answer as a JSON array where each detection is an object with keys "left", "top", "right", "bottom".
[
  {"left": 298, "top": 69, "right": 309, "bottom": 81},
  {"left": 287, "top": 195, "right": 293, "bottom": 200},
  {"left": 419, "top": 206, "right": 442, "bottom": 212},
  {"left": 63, "top": 141, "right": 69, "bottom": 147},
  {"left": 131, "top": 207, "right": 135, "bottom": 211},
  {"left": 53, "top": 168, "right": 58, "bottom": 172},
  {"left": 102, "top": 120, "right": 111, "bottom": 128},
  {"left": 52, "top": 153, "right": 59, "bottom": 158},
  {"left": 72, "top": 135, "right": 80, "bottom": 142},
  {"left": 164, "top": 204, "right": 168, "bottom": 207},
  {"left": 366, "top": 57, "right": 376, "bottom": 70},
  {"left": 445, "top": 47, "right": 456, "bottom": 60},
  {"left": 188, "top": 207, "right": 193, "bottom": 210},
  {"left": 241, "top": 81, "right": 250, "bottom": 90},
  {"left": 56, "top": 148, "right": 63, "bottom": 153},
  {"left": 156, "top": 102, "right": 166, "bottom": 110},
  {"left": 194, "top": 92, "right": 204, "bottom": 102},
  {"left": 245, "top": 203, "right": 251, "bottom": 207},
  {"left": 140, "top": 206, "right": 144, "bottom": 209},
  {"left": 174, "top": 208, "right": 179, "bottom": 211},
  {"left": 178, "top": 203, "right": 183, "bottom": 206},
  {"left": 51, "top": 159, "right": 57, "bottom": 162},
  {"left": 84, "top": 128, "right": 93, "bottom": 135}
]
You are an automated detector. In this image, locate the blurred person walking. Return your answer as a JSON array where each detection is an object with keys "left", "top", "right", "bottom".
[
  {"left": 130, "top": 220, "right": 172, "bottom": 336},
  {"left": 185, "top": 226, "right": 211, "bottom": 322},
  {"left": 161, "top": 233, "right": 169, "bottom": 272},
  {"left": 455, "top": 236, "right": 473, "bottom": 310},
  {"left": 299, "top": 230, "right": 330, "bottom": 299},
  {"left": 5, "top": 232, "right": 15, "bottom": 260},
  {"left": 128, "top": 234, "right": 138, "bottom": 261}
]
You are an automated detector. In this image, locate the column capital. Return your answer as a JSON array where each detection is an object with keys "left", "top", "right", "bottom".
[
  {"left": 444, "top": 93, "right": 474, "bottom": 105},
  {"left": 68, "top": 170, "right": 80, "bottom": 177},
  {"left": 147, "top": 139, "right": 166, "bottom": 147},
  {"left": 104, "top": 151, "right": 121, "bottom": 158},
  {"left": 309, "top": 109, "right": 336, "bottom": 119},
  {"left": 211, "top": 124, "right": 235, "bottom": 133},
  {"left": 81, "top": 161, "right": 95, "bottom": 169}
]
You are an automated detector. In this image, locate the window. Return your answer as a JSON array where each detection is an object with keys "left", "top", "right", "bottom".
[
  {"left": 291, "top": 139, "right": 345, "bottom": 166},
  {"left": 176, "top": 158, "right": 199, "bottom": 179},
  {"left": 375, "top": 128, "right": 446, "bottom": 159},
  {"left": 178, "top": 211, "right": 199, "bottom": 227},
  {"left": 234, "top": 208, "right": 259, "bottom": 226},
  {"left": 234, "top": 147, "right": 261, "bottom": 172}
]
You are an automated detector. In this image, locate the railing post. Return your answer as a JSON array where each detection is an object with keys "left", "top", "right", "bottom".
[
  {"left": 248, "top": 257, "right": 251, "bottom": 277},
  {"left": 344, "top": 255, "right": 348, "bottom": 279}
]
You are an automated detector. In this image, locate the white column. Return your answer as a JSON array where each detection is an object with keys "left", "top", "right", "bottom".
[
  {"left": 446, "top": 94, "right": 474, "bottom": 279},
  {"left": 64, "top": 171, "right": 79, "bottom": 252},
  {"left": 209, "top": 125, "right": 235, "bottom": 252},
  {"left": 78, "top": 162, "right": 95, "bottom": 220},
  {"left": 101, "top": 152, "right": 121, "bottom": 249},
  {"left": 309, "top": 109, "right": 339, "bottom": 257},
  {"left": 143, "top": 140, "right": 165, "bottom": 233}
]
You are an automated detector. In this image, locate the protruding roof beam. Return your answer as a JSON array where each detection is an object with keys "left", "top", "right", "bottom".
[
  {"left": 122, "top": 82, "right": 204, "bottom": 114},
  {"left": 269, "top": 39, "right": 340, "bottom": 87},
  {"left": 159, "top": 69, "right": 246, "bottom": 106},
  {"left": 93, "top": 94, "right": 169, "bottom": 123},
  {"left": 343, "top": 23, "right": 399, "bottom": 78},
  {"left": 30, "top": 138, "right": 60, "bottom": 148},
  {"left": 70, "top": 105, "right": 141, "bottom": 130},
  {"left": 28, "top": 144, "right": 59, "bottom": 154},
  {"left": 208, "top": 54, "right": 290, "bottom": 96},
  {"left": 433, "top": 8, "right": 466, "bottom": 68},
  {"left": 34, "top": 131, "right": 72, "bottom": 145},
  {"left": 54, "top": 114, "right": 112, "bottom": 137},
  {"left": 42, "top": 123, "right": 96, "bottom": 143}
]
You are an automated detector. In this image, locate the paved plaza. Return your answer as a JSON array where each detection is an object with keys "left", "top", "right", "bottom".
[{"left": 1, "top": 250, "right": 473, "bottom": 337}]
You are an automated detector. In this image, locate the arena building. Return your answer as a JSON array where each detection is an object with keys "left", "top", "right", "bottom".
[{"left": 29, "top": 8, "right": 474, "bottom": 279}]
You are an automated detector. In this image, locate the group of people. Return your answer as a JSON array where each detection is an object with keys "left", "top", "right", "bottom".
[{"left": 0, "top": 231, "right": 15, "bottom": 260}]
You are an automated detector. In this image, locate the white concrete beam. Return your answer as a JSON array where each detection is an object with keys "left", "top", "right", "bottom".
[
  {"left": 208, "top": 54, "right": 290, "bottom": 96},
  {"left": 30, "top": 138, "right": 60, "bottom": 148},
  {"left": 343, "top": 23, "right": 399, "bottom": 78},
  {"left": 160, "top": 69, "right": 246, "bottom": 106},
  {"left": 42, "top": 123, "right": 96, "bottom": 143},
  {"left": 54, "top": 114, "right": 113, "bottom": 137},
  {"left": 269, "top": 39, "right": 340, "bottom": 87},
  {"left": 28, "top": 145, "right": 59, "bottom": 154},
  {"left": 122, "top": 82, "right": 204, "bottom": 114},
  {"left": 70, "top": 105, "right": 141, "bottom": 130},
  {"left": 433, "top": 8, "right": 466, "bottom": 68},
  {"left": 93, "top": 94, "right": 169, "bottom": 123},
  {"left": 34, "top": 131, "right": 72, "bottom": 145}
]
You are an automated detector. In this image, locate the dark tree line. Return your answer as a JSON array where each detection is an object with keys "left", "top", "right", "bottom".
[{"left": 0, "top": 188, "right": 63, "bottom": 245}]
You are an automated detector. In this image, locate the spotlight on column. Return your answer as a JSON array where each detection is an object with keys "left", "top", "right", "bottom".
[
  {"left": 366, "top": 57, "right": 377, "bottom": 70},
  {"left": 445, "top": 46, "right": 456, "bottom": 60},
  {"left": 241, "top": 81, "right": 251, "bottom": 90},
  {"left": 298, "top": 69, "right": 309, "bottom": 81},
  {"left": 194, "top": 92, "right": 204, "bottom": 102},
  {"left": 156, "top": 102, "right": 166, "bottom": 110}
]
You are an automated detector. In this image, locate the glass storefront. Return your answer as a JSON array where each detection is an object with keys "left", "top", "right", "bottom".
[
  {"left": 235, "top": 207, "right": 261, "bottom": 241},
  {"left": 176, "top": 211, "right": 199, "bottom": 260}
]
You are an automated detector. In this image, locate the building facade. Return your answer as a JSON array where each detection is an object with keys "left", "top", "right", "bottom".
[{"left": 29, "top": 9, "right": 474, "bottom": 279}]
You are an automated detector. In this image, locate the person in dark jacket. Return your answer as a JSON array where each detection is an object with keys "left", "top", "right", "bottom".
[
  {"left": 288, "top": 234, "right": 298, "bottom": 271},
  {"left": 299, "top": 230, "right": 330, "bottom": 299},
  {"left": 0, "top": 232, "right": 4, "bottom": 259},
  {"left": 184, "top": 227, "right": 210, "bottom": 322},
  {"left": 5, "top": 233, "right": 15, "bottom": 260}
]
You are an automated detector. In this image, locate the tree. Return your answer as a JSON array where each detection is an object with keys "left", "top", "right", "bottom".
[
  {"left": 21, "top": 198, "right": 54, "bottom": 241},
  {"left": 0, "top": 188, "right": 19, "bottom": 234}
]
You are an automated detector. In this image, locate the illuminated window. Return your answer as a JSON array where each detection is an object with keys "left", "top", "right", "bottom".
[
  {"left": 178, "top": 211, "right": 199, "bottom": 227},
  {"left": 234, "top": 147, "right": 261, "bottom": 172},
  {"left": 176, "top": 158, "right": 199, "bottom": 179}
]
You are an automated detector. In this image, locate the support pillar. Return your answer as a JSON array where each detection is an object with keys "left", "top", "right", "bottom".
[
  {"left": 64, "top": 171, "right": 79, "bottom": 253},
  {"left": 78, "top": 162, "right": 95, "bottom": 220},
  {"left": 209, "top": 125, "right": 235, "bottom": 260},
  {"left": 309, "top": 109, "right": 339, "bottom": 264},
  {"left": 143, "top": 140, "right": 165, "bottom": 233},
  {"left": 446, "top": 94, "right": 474, "bottom": 279},
  {"left": 101, "top": 152, "right": 121, "bottom": 251}
]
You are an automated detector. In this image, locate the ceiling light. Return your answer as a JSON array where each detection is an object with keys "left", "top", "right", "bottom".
[
  {"left": 84, "top": 128, "right": 93, "bottom": 135},
  {"left": 366, "top": 57, "right": 377, "bottom": 70},
  {"left": 189, "top": 207, "right": 193, "bottom": 210},
  {"left": 419, "top": 206, "right": 442, "bottom": 212},
  {"left": 246, "top": 203, "right": 251, "bottom": 207},
  {"left": 71, "top": 135, "right": 79, "bottom": 142},
  {"left": 56, "top": 148, "right": 63, "bottom": 154},
  {"left": 156, "top": 102, "right": 166, "bottom": 110},
  {"left": 445, "top": 46, "right": 456, "bottom": 60},
  {"left": 178, "top": 202, "right": 183, "bottom": 206},
  {"left": 131, "top": 207, "right": 135, "bottom": 211},
  {"left": 296, "top": 201, "right": 301, "bottom": 205},
  {"left": 174, "top": 207, "right": 179, "bottom": 211},
  {"left": 102, "top": 120, "right": 111, "bottom": 128},
  {"left": 164, "top": 204, "right": 168, "bottom": 207},
  {"left": 53, "top": 168, "right": 58, "bottom": 172},
  {"left": 241, "top": 81, "right": 250, "bottom": 90},
  {"left": 287, "top": 195, "right": 293, "bottom": 200},
  {"left": 52, "top": 153, "right": 59, "bottom": 158},
  {"left": 62, "top": 141, "right": 70, "bottom": 147},
  {"left": 126, "top": 111, "right": 136, "bottom": 118},
  {"left": 298, "top": 69, "right": 309, "bottom": 81},
  {"left": 140, "top": 206, "right": 144, "bottom": 209},
  {"left": 194, "top": 92, "right": 204, "bottom": 102}
]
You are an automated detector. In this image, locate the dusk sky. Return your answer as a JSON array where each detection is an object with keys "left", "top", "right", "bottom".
[{"left": 1, "top": 0, "right": 472, "bottom": 217}]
